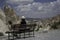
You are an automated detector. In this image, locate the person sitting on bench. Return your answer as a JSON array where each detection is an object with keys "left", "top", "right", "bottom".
[{"left": 20, "top": 16, "right": 26, "bottom": 28}]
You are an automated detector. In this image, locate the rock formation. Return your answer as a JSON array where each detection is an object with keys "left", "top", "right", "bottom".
[
  {"left": 0, "top": 9, "right": 9, "bottom": 35},
  {"left": 3, "top": 4, "right": 18, "bottom": 24},
  {"left": 0, "top": 4, "right": 20, "bottom": 35}
]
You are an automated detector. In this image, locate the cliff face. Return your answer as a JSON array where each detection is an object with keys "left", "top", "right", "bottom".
[
  {"left": 0, "top": 19, "right": 9, "bottom": 34},
  {"left": 3, "top": 4, "right": 18, "bottom": 24},
  {"left": 0, "top": 9, "right": 9, "bottom": 35},
  {"left": 0, "top": 6, "right": 20, "bottom": 35},
  {"left": 0, "top": 9, "right": 6, "bottom": 23}
]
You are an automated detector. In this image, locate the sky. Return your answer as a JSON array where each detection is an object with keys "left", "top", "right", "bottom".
[
  {"left": 0, "top": 0, "right": 60, "bottom": 18},
  {"left": 35, "top": 0, "right": 57, "bottom": 2}
]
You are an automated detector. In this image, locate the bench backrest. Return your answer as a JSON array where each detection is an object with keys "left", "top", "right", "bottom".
[{"left": 11, "top": 24, "right": 36, "bottom": 31}]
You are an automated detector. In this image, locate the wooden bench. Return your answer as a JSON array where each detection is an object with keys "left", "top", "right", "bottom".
[{"left": 5, "top": 24, "right": 36, "bottom": 40}]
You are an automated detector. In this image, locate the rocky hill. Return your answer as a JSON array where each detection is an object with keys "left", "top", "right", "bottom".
[
  {"left": 0, "top": 9, "right": 9, "bottom": 35},
  {"left": 3, "top": 4, "right": 19, "bottom": 24},
  {"left": 0, "top": 4, "right": 20, "bottom": 35},
  {"left": 39, "top": 14, "right": 60, "bottom": 29}
]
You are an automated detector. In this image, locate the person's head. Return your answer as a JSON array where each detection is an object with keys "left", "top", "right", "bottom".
[
  {"left": 21, "top": 16, "right": 25, "bottom": 19},
  {"left": 21, "top": 16, "right": 25, "bottom": 20}
]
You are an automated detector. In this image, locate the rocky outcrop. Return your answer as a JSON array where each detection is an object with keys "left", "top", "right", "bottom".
[
  {"left": 0, "top": 4, "right": 20, "bottom": 35},
  {"left": 0, "top": 19, "right": 9, "bottom": 35},
  {"left": 0, "top": 9, "right": 6, "bottom": 23},
  {"left": 0, "top": 9, "right": 9, "bottom": 35},
  {"left": 3, "top": 4, "right": 18, "bottom": 24},
  {"left": 38, "top": 14, "right": 60, "bottom": 30}
]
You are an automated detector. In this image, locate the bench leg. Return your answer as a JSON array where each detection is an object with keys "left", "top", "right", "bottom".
[
  {"left": 33, "top": 31, "right": 34, "bottom": 37},
  {"left": 29, "top": 31, "right": 30, "bottom": 37},
  {"left": 24, "top": 32, "right": 25, "bottom": 38},
  {"left": 19, "top": 34, "right": 21, "bottom": 38},
  {"left": 8, "top": 33, "right": 10, "bottom": 40},
  {"left": 12, "top": 34, "right": 14, "bottom": 40}
]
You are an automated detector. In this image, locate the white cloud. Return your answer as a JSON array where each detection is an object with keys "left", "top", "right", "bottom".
[
  {"left": 7, "top": 0, "right": 33, "bottom": 4},
  {"left": 15, "top": 4, "right": 32, "bottom": 12},
  {"left": 6, "top": 0, "right": 60, "bottom": 18},
  {"left": 20, "top": 7, "right": 31, "bottom": 11},
  {"left": 38, "top": 6, "right": 43, "bottom": 10},
  {"left": 7, "top": 0, "right": 33, "bottom": 2}
]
